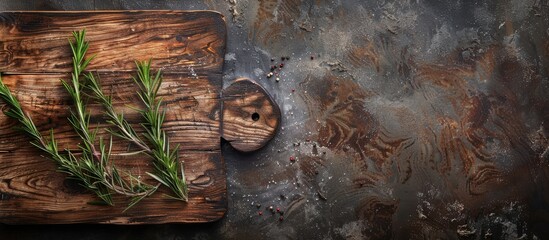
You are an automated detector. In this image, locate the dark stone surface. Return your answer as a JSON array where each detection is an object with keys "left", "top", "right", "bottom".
[{"left": 1, "top": 0, "right": 549, "bottom": 239}]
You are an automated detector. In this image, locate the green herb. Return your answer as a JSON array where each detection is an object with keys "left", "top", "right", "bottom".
[
  {"left": 1, "top": 73, "right": 124, "bottom": 206},
  {"left": 134, "top": 60, "right": 188, "bottom": 201},
  {"left": 62, "top": 30, "right": 158, "bottom": 209},
  {"left": 86, "top": 61, "right": 188, "bottom": 202},
  {"left": 0, "top": 74, "right": 120, "bottom": 205},
  {"left": 0, "top": 30, "right": 157, "bottom": 210}
]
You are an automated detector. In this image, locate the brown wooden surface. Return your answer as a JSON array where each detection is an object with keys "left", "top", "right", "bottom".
[
  {"left": 0, "top": 11, "right": 226, "bottom": 74},
  {"left": 222, "top": 78, "right": 280, "bottom": 152},
  {"left": 0, "top": 11, "right": 229, "bottom": 224}
]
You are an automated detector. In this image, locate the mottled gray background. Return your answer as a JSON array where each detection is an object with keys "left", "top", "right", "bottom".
[{"left": 1, "top": 0, "right": 549, "bottom": 239}]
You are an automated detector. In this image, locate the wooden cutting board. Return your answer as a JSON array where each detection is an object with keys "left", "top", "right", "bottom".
[{"left": 0, "top": 11, "right": 280, "bottom": 224}]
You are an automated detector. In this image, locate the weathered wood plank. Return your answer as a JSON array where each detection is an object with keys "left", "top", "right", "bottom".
[
  {"left": 0, "top": 73, "right": 222, "bottom": 152},
  {"left": 0, "top": 151, "right": 226, "bottom": 224},
  {"left": 0, "top": 11, "right": 226, "bottom": 73}
]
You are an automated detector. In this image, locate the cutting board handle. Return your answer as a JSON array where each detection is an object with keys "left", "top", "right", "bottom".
[{"left": 221, "top": 78, "right": 280, "bottom": 152}]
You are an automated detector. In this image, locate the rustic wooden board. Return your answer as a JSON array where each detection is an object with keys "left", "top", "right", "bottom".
[{"left": 0, "top": 11, "right": 232, "bottom": 224}]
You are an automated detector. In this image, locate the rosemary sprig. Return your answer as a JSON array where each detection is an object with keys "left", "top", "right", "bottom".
[
  {"left": 62, "top": 30, "right": 157, "bottom": 208},
  {"left": 0, "top": 30, "right": 158, "bottom": 210},
  {"left": 83, "top": 52, "right": 187, "bottom": 200},
  {"left": 0, "top": 74, "right": 115, "bottom": 205},
  {"left": 0, "top": 76, "right": 113, "bottom": 205},
  {"left": 133, "top": 60, "right": 188, "bottom": 202},
  {"left": 87, "top": 61, "right": 188, "bottom": 201}
]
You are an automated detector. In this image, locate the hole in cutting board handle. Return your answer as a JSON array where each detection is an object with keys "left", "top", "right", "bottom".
[
  {"left": 222, "top": 78, "right": 281, "bottom": 152},
  {"left": 251, "top": 112, "right": 260, "bottom": 121}
]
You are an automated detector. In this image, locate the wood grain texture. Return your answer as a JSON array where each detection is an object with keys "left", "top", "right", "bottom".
[
  {"left": 0, "top": 11, "right": 228, "bottom": 224},
  {"left": 221, "top": 78, "right": 280, "bottom": 152},
  {"left": 0, "top": 151, "right": 226, "bottom": 224},
  {"left": 0, "top": 73, "right": 222, "bottom": 152},
  {"left": 0, "top": 11, "right": 226, "bottom": 73}
]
